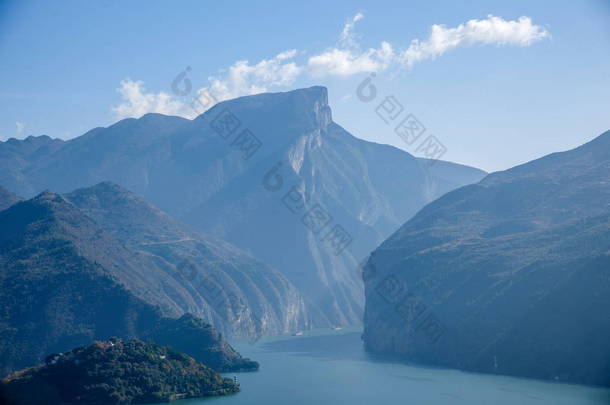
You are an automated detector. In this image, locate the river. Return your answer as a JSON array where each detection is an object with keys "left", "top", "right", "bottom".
[{"left": 178, "top": 328, "right": 610, "bottom": 405}]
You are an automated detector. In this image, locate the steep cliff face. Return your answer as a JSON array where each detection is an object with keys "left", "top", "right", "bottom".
[
  {"left": 183, "top": 88, "right": 485, "bottom": 326},
  {"left": 363, "top": 130, "right": 610, "bottom": 386},
  {"left": 0, "top": 87, "right": 485, "bottom": 328},
  {"left": 65, "top": 182, "right": 309, "bottom": 338}
]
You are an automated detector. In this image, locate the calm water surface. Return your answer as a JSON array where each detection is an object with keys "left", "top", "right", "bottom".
[{"left": 178, "top": 328, "right": 610, "bottom": 405}]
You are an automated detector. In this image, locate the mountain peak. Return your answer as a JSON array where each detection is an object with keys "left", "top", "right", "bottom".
[
  {"left": 215, "top": 86, "right": 328, "bottom": 108},
  {"left": 197, "top": 86, "right": 332, "bottom": 133},
  {"left": 33, "top": 190, "right": 67, "bottom": 204},
  {"left": 88, "top": 181, "right": 129, "bottom": 193},
  {"left": 2, "top": 134, "right": 63, "bottom": 147},
  {"left": 65, "top": 182, "right": 154, "bottom": 217},
  {"left": 481, "top": 128, "right": 610, "bottom": 187},
  {"left": 288, "top": 85, "right": 328, "bottom": 103}
]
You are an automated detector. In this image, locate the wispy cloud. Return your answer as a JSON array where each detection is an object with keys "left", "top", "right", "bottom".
[
  {"left": 307, "top": 13, "right": 395, "bottom": 77},
  {"left": 307, "top": 42, "right": 395, "bottom": 78},
  {"left": 340, "top": 12, "right": 364, "bottom": 49},
  {"left": 204, "top": 49, "right": 302, "bottom": 102},
  {"left": 113, "top": 51, "right": 301, "bottom": 120},
  {"left": 15, "top": 121, "right": 26, "bottom": 135},
  {"left": 112, "top": 79, "right": 187, "bottom": 119},
  {"left": 112, "top": 13, "right": 549, "bottom": 120},
  {"left": 402, "top": 15, "right": 550, "bottom": 68}
]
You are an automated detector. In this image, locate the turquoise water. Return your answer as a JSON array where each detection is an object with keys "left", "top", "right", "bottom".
[{"left": 180, "top": 328, "right": 610, "bottom": 405}]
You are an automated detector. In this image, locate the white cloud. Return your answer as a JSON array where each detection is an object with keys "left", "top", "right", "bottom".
[
  {"left": 15, "top": 121, "right": 25, "bottom": 135},
  {"left": 308, "top": 41, "right": 395, "bottom": 78},
  {"left": 307, "top": 13, "right": 396, "bottom": 77},
  {"left": 340, "top": 12, "right": 364, "bottom": 48},
  {"left": 112, "top": 79, "right": 189, "bottom": 119},
  {"left": 204, "top": 49, "right": 302, "bottom": 102},
  {"left": 402, "top": 15, "right": 549, "bottom": 68},
  {"left": 111, "top": 13, "right": 549, "bottom": 119},
  {"left": 112, "top": 51, "right": 301, "bottom": 120}
]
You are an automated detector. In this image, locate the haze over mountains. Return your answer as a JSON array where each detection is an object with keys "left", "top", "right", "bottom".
[
  {"left": 363, "top": 130, "right": 610, "bottom": 386},
  {"left": 65, "top": 181, "right": 309, "bottom": 337},
  {"left": 0, "top": 87, "right": 485, "bottom": 327},
  {"left": 1, "top": 85, "right": 608, "bottom": 387}
]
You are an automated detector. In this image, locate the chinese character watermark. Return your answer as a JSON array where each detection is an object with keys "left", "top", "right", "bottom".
[
  {"left": 171, "top": 67, "right": 263, "bottom": 161},
  {"left": 356, "top": 72, "right": 447, "bottom": 164},
  {"left": 262, "top": 161, "right": 354, "bottom": 256},
  {"left": 360, "top": 258, "right": 445, "bottom": 344},
  {"left": 140, "top": 252, "right": 264, "bottom": 345}
]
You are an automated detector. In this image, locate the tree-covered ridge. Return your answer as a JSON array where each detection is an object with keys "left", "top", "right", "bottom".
[
  {"left": 144, "top": 314, "right": 259, "bottom": 372},
  {"left": 0, "top": 339, "right": 239, "bottom": 405},
  {"left": 0, "top": 191, "right": 258, "bottom": 377}
]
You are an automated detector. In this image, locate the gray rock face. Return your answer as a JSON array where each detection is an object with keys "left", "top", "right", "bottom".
[
  {"left": 184, "top": 112, "right": 486, "bottom": 326},
  {"left": 363, "top": 130, "right": 610, "bottom": 386},
  {"left": 0, "top": 87, "right": 485, "bottom": 328}
]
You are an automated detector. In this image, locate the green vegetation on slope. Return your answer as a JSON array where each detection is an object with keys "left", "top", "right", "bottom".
[
  {"left": 145, "top": 314, "right": 259, "bottom": 372},
  {"left": 0, "top": 339, "right": 239, "bottom": 405},
  {"left": 0, "top": 192, "right": 258, "bottom": 377}
]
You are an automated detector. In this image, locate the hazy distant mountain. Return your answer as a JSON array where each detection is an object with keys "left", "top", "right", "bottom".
[
  {"left": 0, "top": 87, "right": 485, "bottom": 327},
  {"left": 0, "top": 186, "right": 20, "bottom": 211},
  {"left": 363, "top": 130, "right": 610, "bottom": 386},
  {"left": 0, "top": 191, "right": 257, "bottom": 376},
  {"left": 65, "top": 181, "right": 309, "bottom": 337},
  {"left": 0, "top": 135, "right": 64, "bottom": 197}
]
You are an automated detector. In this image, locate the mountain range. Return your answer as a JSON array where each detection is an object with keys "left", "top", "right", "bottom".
[
  {"left": 2, "top": 86, "right": 608, "bottom": 386},
  {"left": 0, "top": 87, "right": 486, "bottom": 327}
]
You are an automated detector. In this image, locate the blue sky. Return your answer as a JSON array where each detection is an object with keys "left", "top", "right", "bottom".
[{"left": 1, "top": 0, "right": 609, "bottom": 171}]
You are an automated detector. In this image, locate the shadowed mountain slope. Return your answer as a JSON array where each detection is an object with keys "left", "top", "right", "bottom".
[{"left": 363, "top": 130, "right": 610, "bottom": 386}]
